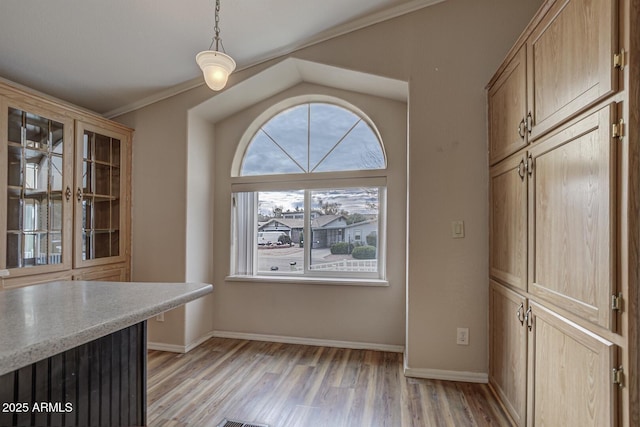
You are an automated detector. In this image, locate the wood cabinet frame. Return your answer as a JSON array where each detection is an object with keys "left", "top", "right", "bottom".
[
  {"left": 528, "top": 104, "right": 618, "bottom": 330},
  {"left": 0, "top": 81, "right": 132, "bottom": 287},
  {"left": 0, "top": 96, "right": 75, "bottom": 277},
  {"left": 527, "top": 302, "right": 618, "bottom": 427},
  {"left": 73, "top": 120, "right": 131, "bottom": 269},
  {"left": 526, "top": 0, "right": 619, "bottom": 141},
  {"left": 487, "top": 0, "right": 639, "bottom": 423},
  {"left": 490, "top": 152, "right": 528, "bottom": 291}
]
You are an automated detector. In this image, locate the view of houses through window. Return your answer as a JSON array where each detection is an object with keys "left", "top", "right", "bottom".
[{"left": 254, "top": 188, "right": 380, "bottom": 274}]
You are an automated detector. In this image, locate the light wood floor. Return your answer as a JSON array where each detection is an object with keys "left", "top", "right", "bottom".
[{"left": 147, "top": 338, "right": 512, "bottom": 427}]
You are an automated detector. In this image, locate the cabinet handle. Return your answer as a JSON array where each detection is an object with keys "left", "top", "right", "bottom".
[
  {"left": 526, "top": 112, "right": 533, "bottom": 134},
  {"left": 76, "top": 187, "right": 82, "bottom": 202},
  {"left": 525, "top": 307, "right": 533, "bottom": 331},
  {"left": 65, "top": 186, "right": 72, "bottom": 201},
  {"left": 516, "top": 303, "right": 525, "bottom": 325},
  {"left": 518, "top": 118, "right": 526, "bottom": 138},
  {"left": 517, "top": 159, "right": 525, "bottom": 180},
  {"left": 526, "top": 154, "right": 533, "bottom": 176}
]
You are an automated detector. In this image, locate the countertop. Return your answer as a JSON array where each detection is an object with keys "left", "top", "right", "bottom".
[{"left": 0, "top": 280, "right": 213, "bottom": 376}]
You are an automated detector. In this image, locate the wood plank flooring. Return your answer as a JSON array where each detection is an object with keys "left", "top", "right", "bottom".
[{"left": 147, "top": 338, "right": 512, "bottom": 427}]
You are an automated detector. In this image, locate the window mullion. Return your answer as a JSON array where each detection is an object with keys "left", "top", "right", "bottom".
[{"left": 303, "top": 189, "right": 311, "bottom": 274}]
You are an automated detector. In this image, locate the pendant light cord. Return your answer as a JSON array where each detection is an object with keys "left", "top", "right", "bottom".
[{"left": 208, "top": 0, "right": 227, "bottom": 53}]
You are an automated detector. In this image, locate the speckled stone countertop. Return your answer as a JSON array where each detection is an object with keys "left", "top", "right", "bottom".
[{"left": 0, "top": 280, "right": 213, "bottom": 376}]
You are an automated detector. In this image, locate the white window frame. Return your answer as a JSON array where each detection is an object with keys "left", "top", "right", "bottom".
[{"left": 228, "top": 97, "right": 389, "bottom": 286}]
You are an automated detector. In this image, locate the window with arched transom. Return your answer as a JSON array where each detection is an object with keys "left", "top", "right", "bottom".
[{"left": 230, "top": 98, "right": 387, "bottom": 283}]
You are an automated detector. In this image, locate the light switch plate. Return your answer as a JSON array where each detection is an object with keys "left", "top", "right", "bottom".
[
  {"left": 457, "top": 327, "right": 469, "bottom": 345},
  {"left": 451, "top": 221, "right": 465, "bottom": 239}
]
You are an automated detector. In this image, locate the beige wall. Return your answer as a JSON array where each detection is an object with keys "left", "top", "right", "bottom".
[
  {"left": 116, "top": 0, "right": 542, "bottom": 373},
  {"left": 212, "top": 82, "right": 407, "bottom": 347},
  {"left": 185, "top": 116, "right": 216, "bottom": 345}
]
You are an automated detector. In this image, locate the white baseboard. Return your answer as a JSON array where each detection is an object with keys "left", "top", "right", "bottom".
[
  {"left": 212, "top": 330, "right": 405, "bottom": 353},
  {"left": 148, "top": 331, "right": 216, "bottom": 354},
  {"left": 404, "top": 366, "right": 488, "bottom": 384},
  {"left": 147, "top": 342, "right": 186, "bottom": 353}
]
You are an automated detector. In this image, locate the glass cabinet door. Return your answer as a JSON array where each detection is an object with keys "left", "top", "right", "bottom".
[
  {"left": 1, "top": 99, "right": 73, "bottom": 274},
  {"left": 74, "top": 122, "right": 128, "bottom": 267}
]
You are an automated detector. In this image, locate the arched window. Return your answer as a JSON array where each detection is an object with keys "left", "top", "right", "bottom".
[
  {"left": 230, "top": 98, "right": 387, "bottom": 283},
  {"left": 240, "top": 103, "right": 385, "bottom": 175}
]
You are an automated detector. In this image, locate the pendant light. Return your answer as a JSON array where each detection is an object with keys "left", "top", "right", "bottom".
[{"left": 196, "top": 0, "right": 236, "bottom": 91}]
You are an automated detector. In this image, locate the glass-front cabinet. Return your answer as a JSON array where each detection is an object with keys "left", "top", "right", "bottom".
[
  {"left": 0, "top": 85, "right": 131, "bottom": 285},
  {"left": 1, "top": 99, "right": 74, "bottom": 276},
  {"left": 74, "top": 122, "right": 128, "bottom": 267}
]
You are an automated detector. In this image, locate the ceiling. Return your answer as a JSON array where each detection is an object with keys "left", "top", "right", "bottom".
[{"left": 0, "top": 0, "right": 443, "bottom": 116}]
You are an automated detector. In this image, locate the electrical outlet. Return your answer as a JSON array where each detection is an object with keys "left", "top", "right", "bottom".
[
  {"left": 155, "top": 312, "right": 165, "bottom": 322},
  {"left": 457, "top": 327, "right": 469, "bottom": 345}
]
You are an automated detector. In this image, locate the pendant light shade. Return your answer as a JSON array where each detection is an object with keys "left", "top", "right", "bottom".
[
  {"left": 197, "top": 0, "right": 235, "bottom": 91},
  {"left": 196, "top": 50, "right": 236, "bottom": 91}
]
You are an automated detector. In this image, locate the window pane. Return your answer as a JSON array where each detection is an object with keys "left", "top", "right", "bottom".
[
  {"left": 51, "top": 154, "right": 63, "bottom": 192},
  {"left": 5, "top": 108, "right": 66, "bottom": 269},
  {"left": 310, "top": 188, "right": 379, "bottom": 273},
  {"left": 8, "top": 107, "right": 22, "bottom": 144},
  {"left": 8, "top": 146, "right": 23, "bottom": 187},
  {"left": 261, "top": 104, "right": 309, "bottom": 170},
  {"left": 309, "top": 103, "right": 360, "bottom": 171},
  {"left": 313, "top": 121, "right": 385, "bottom": 172},
  {"left": 24, "top": 112, "right": 49, "bottom": 150},
  {"left": 241, "top": 131, "right": 304, "bottom": 176},
  {"left": 240, "top": 102, "right": 385, "bottom": 176},
  {"left": 256, "top": 190, "right": 304, "bottom": 274}
]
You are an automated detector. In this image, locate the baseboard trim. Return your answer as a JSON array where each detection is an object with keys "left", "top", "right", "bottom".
[
  {"left": 147, "top": 342, "right": 186, "bottom": 353},
  {"left": 212, "top": 330, "right": 405, "bottom": 353},
  {"left": 404, "top": 366, "right": 488, "bottom": 384},
  {"left": 148, "top": 331, "right": 216, "bottom": 354}
]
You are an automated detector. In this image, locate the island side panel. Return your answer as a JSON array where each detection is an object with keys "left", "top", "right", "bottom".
[{"left": 0, "top": 321, "right": 147, "bottom": 427}]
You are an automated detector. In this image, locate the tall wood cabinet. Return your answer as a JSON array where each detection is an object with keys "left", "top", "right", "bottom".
[
  {"left": 487, "top": 0, "right": 638, "bottom": 425},
  {"left": 0, "top": 81, "right": 132, "bottom": 288}
]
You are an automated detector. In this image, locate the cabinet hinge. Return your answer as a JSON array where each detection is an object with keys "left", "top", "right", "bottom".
[
  {"left": 612, "top": 119, "right": 624, "bottom": 139},
  {"left": 612, "top": 366, "right": 624, "bottom": 387},
  {"left": 613, "top": 49, "right": 625, "bottom": 70},
  {"left": 611, "top": 293, "right": 623, "bottom": 312}
]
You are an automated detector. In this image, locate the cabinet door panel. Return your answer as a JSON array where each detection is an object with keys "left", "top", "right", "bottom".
[
  {"left": 489, "top": 282, "right": 527, "bottom": 426},
  {"left": 0, "top": 97, "right": 74, "bottom": 277},
  {"left": 527, "top": 0, "right": 618, "bottom": 140},
  {"left": 528, "top": 302, "right": 617, "bottom": 426},
  {"left": 489, "top": 47, "right": 528, "bottom": 164},
  {"left": 74, "top": 121, "right": 129, "bottom": 269},
  {"left": 529, "top": 105, "right": 615, "bottom": 329},
  {"left": 490, "top": 153, "right": 528, "bottom": 290}
]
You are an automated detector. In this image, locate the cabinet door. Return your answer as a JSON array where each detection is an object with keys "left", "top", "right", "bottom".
[
  {"left": 0, "top": 97, "right": 74, "bottom": 277},
  {"left": 489, "top": 281, "right": 527, "bottom": 426},
  {"left": 528, "top": 302, "right": 617, "bottom": 426},
  {"left": 490, "top": 152, "right": 528, "bottom": 290},
  {"left": 488, "top": 47, "right": 528, "bottom": 165},
  {"left": 74, "top": 121, "right": 129, "bottom": 268},
  {"left": 527, "top": 0, "right": 618, "bottom": 140},
  {"left": 528, "top": 104, "right": 616, "bottom": 329}
]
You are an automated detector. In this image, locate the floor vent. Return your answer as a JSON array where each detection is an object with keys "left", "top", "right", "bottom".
[{"left": 217, "top": 419, "right": 270, "bottom": 427}]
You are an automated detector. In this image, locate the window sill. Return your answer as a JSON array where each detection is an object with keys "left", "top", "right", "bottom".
[{"left": 225, "top": 274, "right": 389, "bottom": 287}]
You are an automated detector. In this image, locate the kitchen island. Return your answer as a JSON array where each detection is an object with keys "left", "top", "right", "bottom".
[{"left": 0, "top": 280, "right": 213, "bottom": 427}]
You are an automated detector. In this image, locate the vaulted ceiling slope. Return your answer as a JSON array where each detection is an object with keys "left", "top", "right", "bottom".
[{"left": 0, "top": 0, "right": 444, "bottom": 116}]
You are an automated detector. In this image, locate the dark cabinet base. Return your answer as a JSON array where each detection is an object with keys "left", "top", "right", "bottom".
[{"left": 0, "top": 321, "right": 147, "bottom": 427}]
